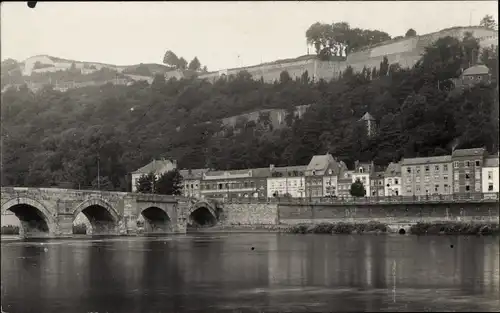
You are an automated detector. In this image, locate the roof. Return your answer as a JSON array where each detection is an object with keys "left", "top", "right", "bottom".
[
  {"left": 452, "top": 148, "right": 486, "bottom": 157},
  {"left": 359, "top": 112, "right": 375, "bottom": 121},
  {"left": 306, "top": 154, "right": 334, "bottom": 172},
  {"left": 179, "top": 168, "right": 209, "bottom": 179},
  {"left": 272, "top": 165, "right": 307, "bottom": 173},
  {"left": 484, "top": 157, "right": 499, "bottom": 167},
  {"left": 251, "top": 167, "right": 272, "bottom": 178},
  {"left": 371, "top": 171, "right": 385, "bottom": 179},
  {"left": 385, "top": 162, "right": 401, "bottom": 175},
  {"left": 131, "top": 159, "right": 176, "bottom": 174},
  {"left": 401, "top": 155, "right": 452, "bottom": 165},
  {"left": 462, "top": 65, "right": 490, "bottom": 76}
]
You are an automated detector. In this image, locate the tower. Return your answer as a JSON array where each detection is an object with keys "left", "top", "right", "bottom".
[{"left": 359, "top": 112, "right": 376, "bottom": 138}]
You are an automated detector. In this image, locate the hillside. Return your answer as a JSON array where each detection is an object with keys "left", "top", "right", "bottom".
[
  {"left": 1, "top": 34, "right": 498, "bottom": 191},
  {"left": 1, "top": 55, "right": 172, "bottom": 91}
]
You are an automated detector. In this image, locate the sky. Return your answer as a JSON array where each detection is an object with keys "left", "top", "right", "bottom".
[{"left": 1, "top": 1, "right": 498, "bottom": 71}]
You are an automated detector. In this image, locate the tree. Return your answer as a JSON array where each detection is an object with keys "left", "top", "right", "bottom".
[
  {"left": 405, "top": 28, "right": 417, "bottom": 37},
  {"left": 379, "top": 56, "right": 389, "bottom": 76},
  {"left": 155, "top": 169, "right": 183, "bottom": 195},
  {"left": 135, "top": 173, "right": 155, "bottom": 193},
  {"left": 178, "top": 57, "right": 188, "bottom": 70},
  {"left": 163, "top": 50, "right": 179, "bottom": 68},
  {"left": 480, "top": 15, "right": 497, "bottom": 30},
  {"left": 305, "top": 21, "right": 391, "bottom": 57},
  {"left": 350, "top": 178, "right": 366, "bottom": 197},
  {"left": 188, "top": 57, "right": 201, "bottom": 71},
  {"left": 91, "top": 176, "right": 114, "bottom": 191},
  {"left": 279, "top": 71, "right": 292, "bottom": 84}
]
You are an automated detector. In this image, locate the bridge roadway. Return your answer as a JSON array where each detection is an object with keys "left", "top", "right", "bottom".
[{"left": 0, "top": 187, "right": 220, "bottom": 238}]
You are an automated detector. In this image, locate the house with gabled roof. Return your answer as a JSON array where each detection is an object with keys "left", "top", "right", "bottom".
[{"left": 130, "top": 158, "right": 177, "bottom": 192}]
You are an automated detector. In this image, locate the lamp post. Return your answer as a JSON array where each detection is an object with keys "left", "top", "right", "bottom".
[{"left": 97, "top": 155, "right": 100, "bottom": 190}]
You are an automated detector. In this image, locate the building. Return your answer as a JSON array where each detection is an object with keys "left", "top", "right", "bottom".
[
  {"left": 130, "top": 158, "right": 177, "bottom": 192},
  {"left": 337, "top": 170, "right": 354, "bottom": 198},
  {"left": 267, "top": 165, "right": 307, "bottom": 198},
  {"left": 451, "top": 148, "right": 488, "bottom": 194},
  {"left": 370, "top": 171, "right": 385, "bottom": 197},
  {"left": 200, "top": 168, "right": 269, "bottom": 200},
  {"left": 179, "top": 168, "right": 209, "bottom": 199},
  {"left": 305, "top": 154, "right": 340, "bottom": 198},
  {"left": 482, "top": 155, "right": 499, "bottom": 193},
  {"left": 359, "top": 112, "right": 376, "bottom": 138},
  {"left": 401, "top": 155, "right": 453, "bottom": 196},
  {"left": 459, "top": 65, "right": 492, "bottom": 87},
  {"left": 351, "top": 161, "right": 374, "bottom": 197},
  {"left": 384, "top": 162, "right": 402, "bottom": 196}
]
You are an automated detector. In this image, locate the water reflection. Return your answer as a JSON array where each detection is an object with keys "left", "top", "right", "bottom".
[{"left": 1, "top": 234, "right": 499, "bottom": 312}]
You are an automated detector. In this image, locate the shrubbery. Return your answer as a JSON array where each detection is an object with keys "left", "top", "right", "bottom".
[
  {"left": 1, "top": 225, "right": 20, "bottom": 235},
  {"left": 409, "top": 222, "right": 499, "bottom": 235}
]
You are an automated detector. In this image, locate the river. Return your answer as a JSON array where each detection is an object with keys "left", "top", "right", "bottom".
[{"left": 1, "top": 234, "right": 499, "bottom": 312}]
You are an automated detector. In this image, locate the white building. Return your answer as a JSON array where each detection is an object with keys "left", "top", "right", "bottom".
[
  {"left": 267, "top": 165, "right": 306, "bottom": 198},
  {"left": 179, "top": 168, "right": 209, "bottom": 199},
  {"left": 130, "top": 158, "right": 177, "bottom": 192},
  {"left": 322, "top": 175, "right": 338, "bottom": 197},
  {"left": 384, "top": 162, "right": 402, "bottom": 196},
  {"left": 351, "top": 161, "right": 374, "bottom": 197},
  {"left": 482, "top": 156, "right": 499, "bottom": 193}
]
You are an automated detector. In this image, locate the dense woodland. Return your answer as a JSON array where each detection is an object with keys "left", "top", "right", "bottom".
[{"left": 1, "top": 33, "right": 498, "bottom": 191}]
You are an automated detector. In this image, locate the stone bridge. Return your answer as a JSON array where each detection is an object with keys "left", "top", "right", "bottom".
[{"left": 0, "top": 187, "right": 221, "bottom": 238}]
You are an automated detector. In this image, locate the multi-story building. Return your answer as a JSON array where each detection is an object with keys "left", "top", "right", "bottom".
[
  {"left": 482, "top": 155, "right": 499, "bottom": 193},
  {"left": 305, "top": 154, "right": 341, "bottom": 198},
  {"left": 370, "top": 171, "right": 385, "bottom": 197},
  {"left": 200, "top": 168, "right": 269, "bottom": 200},
  {"left": 351, "top": 161, "right": 374, "bottom": 197},
  {"left": 401, "top": 155, "right": 453, "bottom": 196},
  {"left": 384, "top": 162, "right": 402, "bottom": 196},
  {"left": 451, "top": 148, "right": 487, "bottom": 194},
  {"left": 130, "top": 158, "right": 177, "bottom": 192},
  {"left": 337, "top": 170, "right": 354, "bottom": 198},
  {"left": 267, "top": 165, "right": 307, "bottom": 198},
  {"left": 179, "top": 168, "right": 209, "bottom": 199}
]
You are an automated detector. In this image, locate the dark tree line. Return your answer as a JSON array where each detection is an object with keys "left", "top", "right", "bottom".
[
  {"left": 1, "top": 33, "right": 497, "bottom": 191},
  {"left": 135, "top": 169, "right": 183, "bottom": 195}
]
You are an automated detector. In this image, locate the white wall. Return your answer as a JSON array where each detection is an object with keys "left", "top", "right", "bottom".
[
  {"left": 482, "top": 166, "right": 499, "bottom": 193},
  {"left": 384, "top": 175, "right": 401, "bottom": 196},
  {"left": 267, "top": 176, "right": 305, "bottom": 198},
  {"left": 322, "top": 175, "right": 338, "bottom": 196}
]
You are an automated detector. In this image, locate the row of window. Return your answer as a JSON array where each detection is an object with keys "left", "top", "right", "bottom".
[{"left": 405, "top": 160, "right": 483, "bottom": 174}]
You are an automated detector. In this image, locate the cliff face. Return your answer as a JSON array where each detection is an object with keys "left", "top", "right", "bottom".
[{"left": 199, "top": 26, "right": 498, "bottom": 84}]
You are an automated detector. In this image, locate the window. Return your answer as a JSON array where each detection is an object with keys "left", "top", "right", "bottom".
[
  {"left": 416, "top": 176, "right": 421, "bottom": 183},
  {"left": 475, "top": 169, "right": 481, "bottom": 178},
  {"left": 416, "top": 186, "right": 421, "bottom": 192},
  {"left": 488, "top": 184, "right": 494, "bottom": 191},
  {"left": 424, "top": 176, "right": 430, "bottom": 182},
  {"left": 359, "top": 167, "right": 364, "bottom": 173},
  {"left": 475, "top": 183, "right": 481, "bottom": 192},
  {"left": 443, "top": 175, "right": 448, "bottom": 181},
  {"left": 443, "top": 164, "right": 448, "bottom": 171},
  {"left": 475, "top": 160, "right": 480, "bottom": 167},
  {"left": 435, "top": 165, "right": 440, "bottom": 171},
  {"left": 407, "top": 167, "right": 411, "bottom": 173},
  {"left": 416, "top": 167, "right": 421, "bottom": 173},
  {"left": 425, "top": 165, "right": 430, "bottom": 172},
  {"left": 406, "top": 187, "right": 412, "bottom": 193},
  {"left": 407, "top": 177, "right": 412, "bottom": 183},
  {"left": 488, "top": 171, "right": 493, "bottom": 180},
  {"left": 454, "top": 173, "right": 459, "bottom": 180},
  {"left": 454, "top": 185, "right": 459, "bottom": 192},
  {"left": 434, "top": 175, "right": 439, "bottom": 180},
  {"left": 444, "top": 184, "right": 449, "bottom": 192},
  {"left": 388, "top": 178, "right": 393, "bottom": 184},
  {"left": 394, "top": 179, "right": 399, "bottom": 185},
  {"left": 465, "top": 173, "right": 470, "bottom": 179},
  {"left": 454, "top": 161, "right": 459, "bottom": 169},
  {"left": 434, "top": 185, "right": 439, "bottom": 192},
  {"left": 465, "top": 161, "right": 470, "bottom": 168},
  {"left": 465, "top": 185, "right": 470, "bottom": 191}
]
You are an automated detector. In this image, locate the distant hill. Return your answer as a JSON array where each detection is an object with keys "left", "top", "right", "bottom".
[{"left": 1, "top": 55, "right": 172, "bottom": 92}]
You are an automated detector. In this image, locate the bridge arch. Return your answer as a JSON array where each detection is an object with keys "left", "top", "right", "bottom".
[
  {"left": 73, "top": 198, "right": 120, "bottom": 235},
  {"left": 1, "top": 197, "right": 56, "bottom": 236},
  {"left": 138, "top": 206, "right": 172, "bottom": 233},
  {"left": 187, "top": 201, "right": 220, "bottom": 227}
]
